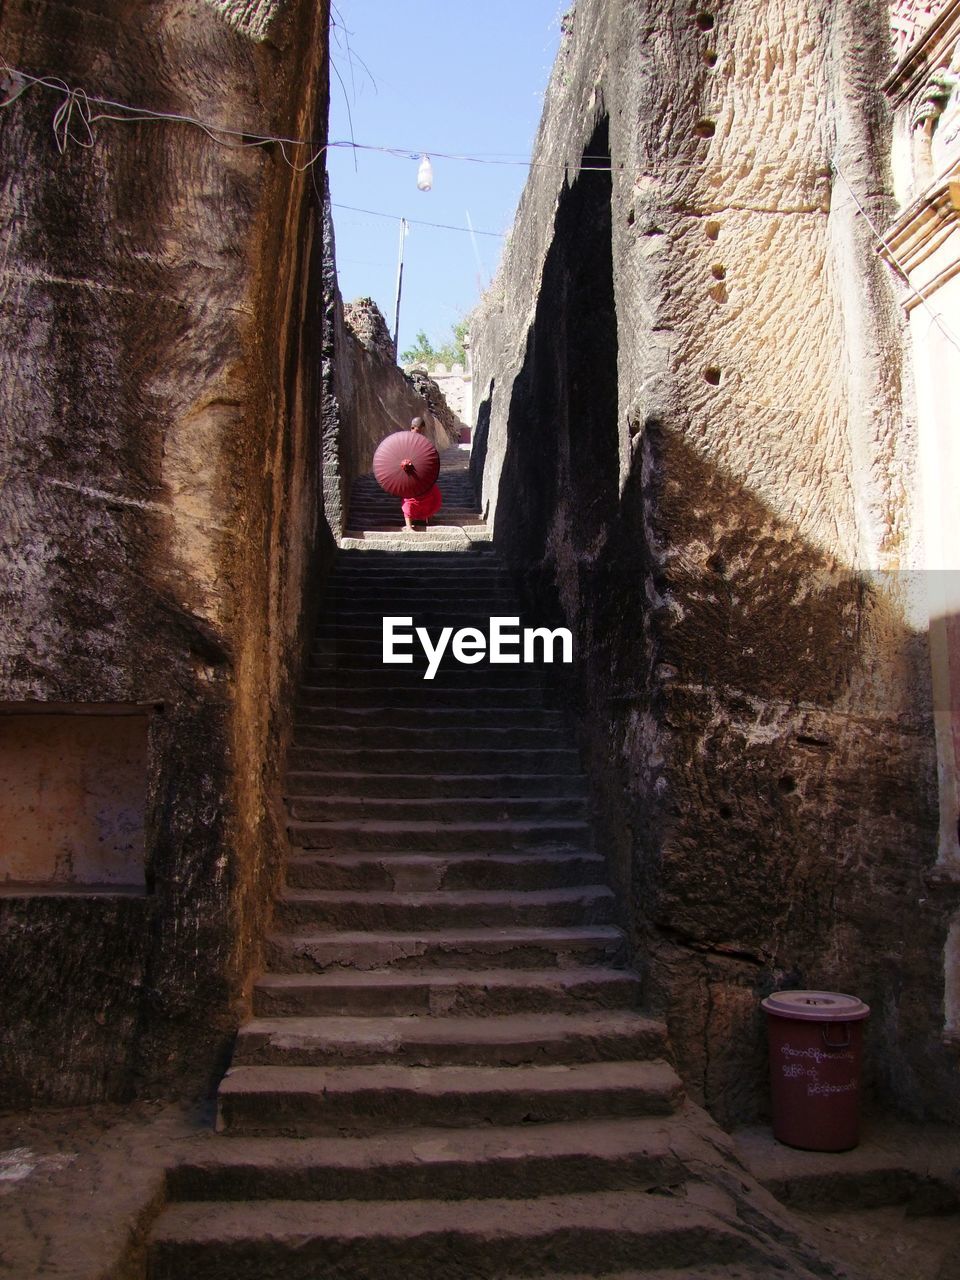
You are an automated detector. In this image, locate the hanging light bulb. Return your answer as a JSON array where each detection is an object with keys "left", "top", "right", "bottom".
[{"left": 416, "top": 154, "right": 433, "bottom": 192}]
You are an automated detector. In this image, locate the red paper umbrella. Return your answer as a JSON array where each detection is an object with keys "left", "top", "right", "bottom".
[{"left": 373, "top": 431, "right": 440, "bottom": 498}]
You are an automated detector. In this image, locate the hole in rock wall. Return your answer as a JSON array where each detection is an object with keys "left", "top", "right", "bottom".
[
  {"left": 705, "top": 220, "right": 721, "bottom": 240},
  {"left": 0, "top": 706, "right": 150, "bottom": 890},
  {"left": 704, "top": 365, "right": 722, "bottom": 385},
  {"left": 696, "top": 11, "right": 715, "bottom": 30},
  {"left": 694, "top": 119, "right": 717, "bottom": 139}
]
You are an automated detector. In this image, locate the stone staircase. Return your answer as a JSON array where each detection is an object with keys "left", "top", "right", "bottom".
[
  {"left": 340, "top": 443, "right": 491, "bottom": 549},
  {"left": 146, "top": 479, "right": 844, "bottom": 1277}
]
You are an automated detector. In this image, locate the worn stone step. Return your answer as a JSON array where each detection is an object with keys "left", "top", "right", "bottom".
[
  {"left": 274, "top": 886, "right": 615, "bottom": 931},
  {"left": 286, "top": 817, "right": 592, "bottom": 853},
  {"left": 265, "top": 925, "right": 629, "bottom": 973},
  {"left": 283, "top": 771, "right": 588, "bottom": 800},
  {"left": 284, "top": 851, "right": 603, "bottom": 892},
  {"left": 332, "top": 554, "right": 500, "bottom": 572},
  {"left": 287, "top": 747, "right": 582, "bottom": 775},
  {"left": 320, "top": 597, "right": 517, "bottom": 615},
  {"left": 329, "top": 569, "right": 505, "bottom": 583},
  {"left": 149, "top": 1189, "right": 767, "bottom": 1280},
  {"left": 339, "top": 533, "right": 492, "bottom": 550},
  {"left": 252, "top": 966, "right": 642, "bottom": 1018},
  {"left": 307, "top": 653, "right": 565, "bottom": 681},
  {"left": 302, "top": 653, "right": 548, "bottom": 675},
  {"left": 507, "top": 1271, "right": 805, "bottom": 1280},
  {"left": 216, "top": 1059, "right": 685, "bottom": 1136},
  {"left": 300, "top": 665, "right": 559, "bottom": 690},
  {"left": 166, "top": 1117, "right": 685, "bottom": 1202},
  {"left": 314, "top": 619, "right": 539, "bottom": 641},
  {"left": 293, "top": 724, "right": 566, "bottom": 750},
  {"left": 324, "top": 595, "right": 513, "bottom": 613},
  {"left": 284, "top": 793, "right": 587, "bottom": 824},
  {"left": 296, "top": 706, "right": 560, "bottom": 732},
  {"left": 312, "top": 605, "right": 528, "bottom": 622},
  {"left": 232, "top": 1010, "right": 669, "bottom": 1070},
  {"left": 299, "top": 683, "right": 544, "bottom": 709}
]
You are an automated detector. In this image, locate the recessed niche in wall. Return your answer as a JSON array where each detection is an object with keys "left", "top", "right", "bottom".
[{"left": 0, "top": 705, "right": 150, "bottom": 891}]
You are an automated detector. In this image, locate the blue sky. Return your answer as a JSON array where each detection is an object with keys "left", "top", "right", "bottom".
[{"left": 327, "top": 2, "right": 563, "bottom": 360}]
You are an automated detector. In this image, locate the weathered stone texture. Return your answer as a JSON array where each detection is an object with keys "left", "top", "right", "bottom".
[
  {"left": 472, "top": 0, "right": 957, "bottom": 1124},
  {"left": 0, "top": 0, "right": 332, "bottom": 1104}
]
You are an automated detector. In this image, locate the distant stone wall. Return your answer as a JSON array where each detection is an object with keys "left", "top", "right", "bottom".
[
  {"left": 407, "top": 361, "right": 473, "bottom": 426},
  {"left": 407, "top": 367, "right": 465, "bottom": 442}
]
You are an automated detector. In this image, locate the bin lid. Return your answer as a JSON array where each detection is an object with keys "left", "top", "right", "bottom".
[{"left": 761, "top": 990, "right": 870, "bottom": 1022}]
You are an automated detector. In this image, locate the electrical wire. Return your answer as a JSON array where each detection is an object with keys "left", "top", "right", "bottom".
[
  {"left": 332, "top": 202, "right": 505, "bottom": 238},
  {"left": 0, "top": 56, "right": 613, "bottom": 175},
  {"left": 831, "top": 155, "right": 960, "bottom": 354}
]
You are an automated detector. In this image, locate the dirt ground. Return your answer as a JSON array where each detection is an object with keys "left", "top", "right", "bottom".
[{"left": 0, "top": 1102, "right": 200, "bottom": 1280}]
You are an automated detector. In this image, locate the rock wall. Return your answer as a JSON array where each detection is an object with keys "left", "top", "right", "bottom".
[
  {"left": 0, "top": 0, "right": 332, "bottom": 1104},
  {"left": 324, "top": 289, "right": 458, "bottom": 536},
  {"left": 471, "top": 0, "right": 958, "bottom": 1124}
]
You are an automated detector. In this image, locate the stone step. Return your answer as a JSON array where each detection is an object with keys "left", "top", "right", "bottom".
[
  {"left": 252, "top": 966, "right": 642, "bottom": 1018},
  {"left": 307, "top": 653, "right": 563, "bottom": 679},
  {"left": 318, "top": 613, "right": 521, "bottom": 632},
  {"left": 504, "top": 1271, "right": 805, "bottom": 1280},
  {"left": 292, "top": 725, "right": 568, "bottom": 751},
  {"left": 339, "top": 533, "right": 493, "bottom": 550},
  {"left": 231, "top": 1010, "right": 669, "bottom": 1070},
  {"left": 299, "top": 684, "right": 544, "bottom": 708},
  {"left": 148, "top": 1189, "right": 766, "bottom": 1280},
  {"left": 273, "top": 886, "right": 615, "bottom": 931},
  {"left": 321, "top": 593, "right": 517, "bottom": 611},
  {"left": 284, "top": 794, "right": 587, "bottom": 824},
  {"left": 283, "top": 770, "right": 588, "bottom": 799},
  {"left": 264, "top": 925, "right": 629, "bottom": 973},
  {"left": 296, "top": 699, "right": 556, "bottom": 723},
  {"left": 325, "top": 588, "right": 511, "bottom": 606},
  {"left": 302, "top": 665, "right": 555, "bottom": 686},
  {"left": 215, "top": 1059, "right": 685, "bottom": 1136},
  {"left": 335, "top": 547, "right": 497, "bottom": 560},
  {"left": 286, "top": 817, "right": 592, "bottom": 852},
  {"left": 286, "top": 747, "right": 582, "bottom": 775},
  {"left": 166, "top": 1116, "right": 684, "bottom": 1202},
  {"left": 329, "top": 573, "right": 506, "bottom": 591},
  {"left": 284, "top": 851, "right": 603, "bottom": 892}
]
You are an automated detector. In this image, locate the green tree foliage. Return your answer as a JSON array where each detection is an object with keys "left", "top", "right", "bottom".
[{"left": 401, "top": 319, "right": 468, "bottom": 367}]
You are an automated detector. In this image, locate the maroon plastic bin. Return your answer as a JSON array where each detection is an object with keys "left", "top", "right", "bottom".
[{"left": 761, "top": 990, "right": 870, "bottom": 1152}]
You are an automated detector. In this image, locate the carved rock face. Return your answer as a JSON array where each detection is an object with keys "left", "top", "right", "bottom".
[
  {"left": 0, "top": 0, "right": 332, "bottom": 1104},
  {"left": 470, "top": 0, "right": 955, "bottom": 1126}
]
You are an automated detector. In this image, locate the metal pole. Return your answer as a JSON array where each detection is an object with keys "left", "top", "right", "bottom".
[
  {"left": 393, "top": 218, "right": 407, "bottom": 357},
  {"left": 465, "top": 209, "right": 485, "bottom": 294}
]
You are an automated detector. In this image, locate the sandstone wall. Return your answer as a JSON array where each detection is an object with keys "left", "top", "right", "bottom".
[
  {"left": 471, "top": 0, "right": 958, "bottom": 1124},
  {"left": 0, "top": 0, "right": 332, "bottom": 1104}
]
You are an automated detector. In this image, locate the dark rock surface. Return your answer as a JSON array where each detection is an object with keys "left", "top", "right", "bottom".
[{"left": 0, "top": 0, "right": 333, "bottom": 1104}]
